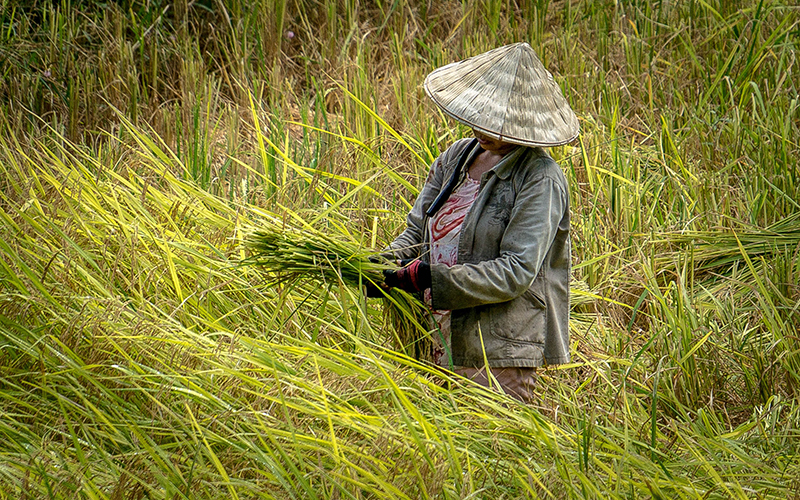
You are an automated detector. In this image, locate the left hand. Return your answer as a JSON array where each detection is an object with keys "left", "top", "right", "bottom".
[{"left": 383, "top": 259, "right": 431, "bottom": 293}]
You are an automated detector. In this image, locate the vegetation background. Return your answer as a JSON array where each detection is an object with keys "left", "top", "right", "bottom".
[{"left": 1, "top": 0, "right": 799, "bottom": 498}]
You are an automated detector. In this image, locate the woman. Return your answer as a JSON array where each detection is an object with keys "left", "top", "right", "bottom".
[{"left": 382, "top": 43, "right": 579, "bottom": 402}]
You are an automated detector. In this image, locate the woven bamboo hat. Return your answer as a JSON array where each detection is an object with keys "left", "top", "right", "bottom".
[{"left": 424, "top": 43, "right": 579, "bottom": 147}]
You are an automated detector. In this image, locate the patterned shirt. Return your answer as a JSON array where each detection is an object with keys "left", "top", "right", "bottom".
[{"left": 425, "top": 176, "right": 480, "bottom": 366}]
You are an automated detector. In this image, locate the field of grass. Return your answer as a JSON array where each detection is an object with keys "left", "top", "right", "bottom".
[{"left": 1, "top": 0, "right": 799, "bottom": 498}]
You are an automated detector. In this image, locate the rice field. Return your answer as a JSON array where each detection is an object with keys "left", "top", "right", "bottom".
[{"left": 0, "top": 0, "right": 799, "bottom": 498}]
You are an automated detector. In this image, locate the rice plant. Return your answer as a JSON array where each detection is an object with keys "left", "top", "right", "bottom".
[{"left": 0, "top": 0, "right": 798, "bottom": 498}]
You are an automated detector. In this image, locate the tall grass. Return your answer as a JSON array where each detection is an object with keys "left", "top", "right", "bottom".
[{"left": 1, "top": 0, "right": 799, "bottom": 498}]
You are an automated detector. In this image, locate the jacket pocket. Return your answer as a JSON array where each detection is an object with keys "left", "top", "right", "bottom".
[{"left": 486, "top": 287, "right": 547, "bottom": 346}]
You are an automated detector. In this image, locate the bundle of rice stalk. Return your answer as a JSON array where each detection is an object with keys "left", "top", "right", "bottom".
[
  {"left": 655, "top": 215, "right": 800, "bottom": 271},
  {"left": 242, "top": 219, "right": 435, "bottom": 360}
]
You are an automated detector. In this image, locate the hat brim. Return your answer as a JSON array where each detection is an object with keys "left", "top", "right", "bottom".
[
  {"left": 425, "top": 85, "right": 580, "bottom": 147},
  {"left": 423, "top": 43, "right": 580, "bottom": 147}
]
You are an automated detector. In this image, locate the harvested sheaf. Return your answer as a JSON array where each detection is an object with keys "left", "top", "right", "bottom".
[
  {"left": 242, "top": 218, "right": 435, "bottom": 360},
  {"left": 655, "top": 214, "right": 800, "bottom": 271}
]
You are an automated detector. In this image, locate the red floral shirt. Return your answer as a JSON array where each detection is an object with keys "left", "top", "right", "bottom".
[{"left": 425, "top": 176, "right": 480, "bottom": 366}]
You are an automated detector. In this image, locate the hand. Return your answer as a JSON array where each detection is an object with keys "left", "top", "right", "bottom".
[
  {"left": 383, "top": 260, "right": 431, "bottom": 293},
  {"left": 363, "top": 281, "right": 387, "bottom": 298},
  {"left": 368, "top": 253, "right": 393, "bottom": 265},
  {"left": 365, "top": 254, "right": 392, "bottom": 298}
]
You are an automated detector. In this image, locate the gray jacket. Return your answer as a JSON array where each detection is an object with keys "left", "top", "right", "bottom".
[{"left": 388, "top": 139, "right": 571, "bottom": 367}]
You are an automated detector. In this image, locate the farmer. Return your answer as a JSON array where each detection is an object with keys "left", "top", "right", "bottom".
[{"left": 380, "top": 43, "right": 578, "bottom": 402}]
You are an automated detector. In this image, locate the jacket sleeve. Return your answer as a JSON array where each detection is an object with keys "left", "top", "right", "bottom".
[
  {"left": 385, "top": 143, "right": 463, "bottom": 261},
  {"left": 430, "top": 171, "right": 568, "bottom": 310}
]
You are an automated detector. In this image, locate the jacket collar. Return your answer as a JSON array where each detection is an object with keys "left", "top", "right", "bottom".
[{"left": 491, "top": 145, "right": 528, "bottom": 180}]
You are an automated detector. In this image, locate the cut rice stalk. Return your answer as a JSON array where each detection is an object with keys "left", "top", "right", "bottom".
[{"left": 242, "top": 221, "right": 435, "bottom": 360}]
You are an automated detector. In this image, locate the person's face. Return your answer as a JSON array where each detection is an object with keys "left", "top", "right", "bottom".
[{"left": 472, "top": 130, "right": 517, "bottom": 155}]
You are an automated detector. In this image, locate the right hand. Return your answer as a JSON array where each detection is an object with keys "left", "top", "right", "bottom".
[
  {"left": 364, "top": 281, "right": 388, "bottom": 298},
  {"left": 382, "top": 259, "right": 431, "bottom": 293}
]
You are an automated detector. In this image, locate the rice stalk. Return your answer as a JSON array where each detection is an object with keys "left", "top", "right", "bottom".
[
  {"left": 654, "top": 214, "right": 800, "bottom": 271},
  {"left": 2, "top": 0, "right": 799, "bottom": 497},
  {"left": 242, "top": 215, "right": 434, "bottom": 361}
]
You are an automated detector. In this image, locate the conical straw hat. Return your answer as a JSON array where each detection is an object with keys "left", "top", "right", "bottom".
[{"left": 424, "top": 43, "right": 579, "bottom": 147}]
